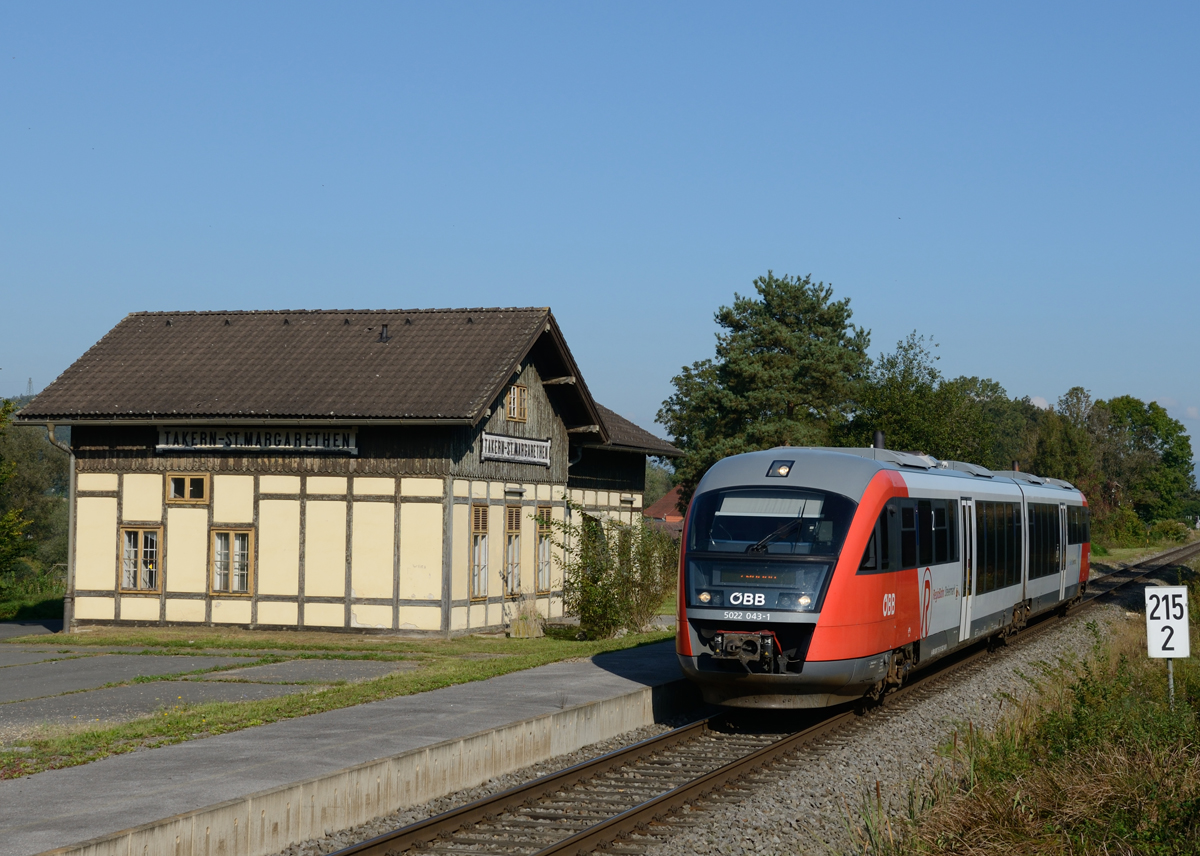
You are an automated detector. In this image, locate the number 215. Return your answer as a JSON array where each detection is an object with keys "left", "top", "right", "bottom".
[{"left": 1148, "top": 592, "right": 1186, "bottom": 652}]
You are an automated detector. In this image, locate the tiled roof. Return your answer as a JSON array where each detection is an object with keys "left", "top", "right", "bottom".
[
  {"left": 19, "top": 308, "right": 570, "bottom": 423},
  {"left": 595, "top": 405, "right": 682, "bottom": 457},
  {"left": 642, "top": 486, "right": 685, "bottom": 520}
]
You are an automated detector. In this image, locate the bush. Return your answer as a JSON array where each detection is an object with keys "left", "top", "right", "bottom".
[
  {"left": 1149, "top": 519, "right": 1191, "bottom": 544},
  {"left": 549, "top": 503, "right": 679, "bottom": 638},
  {"left": 910, "top": 618, "right": 1200, "bottom": 854}
]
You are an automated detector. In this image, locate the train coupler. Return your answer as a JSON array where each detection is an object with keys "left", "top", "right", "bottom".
[{"left": 711, "top": 631, "right": 775, "bottom": 671}]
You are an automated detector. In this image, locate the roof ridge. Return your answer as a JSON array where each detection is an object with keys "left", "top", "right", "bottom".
[{"left": 129, "top": 307, "right": 547, "bottom": 317}]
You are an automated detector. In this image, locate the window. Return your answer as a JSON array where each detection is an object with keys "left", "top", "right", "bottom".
[
  {"left": 121, "top": 528, "right": 161, "bottom": 591},
  {"left": 1028, "top": 503, "right": 1061, "bottom": 579},
  {"left": 900, "top": 504, "right": 918, "bottom": 568},
  {"left": 1067, "top": 505, "right": 1090, "bottom": 545},
  {"left": 505, "top": 506, "right": 521, "bottom": 597},
  {"left": 506, "top": 385, "right": 528, "bottom": 422},
  {"left": 212, "top": 530, "right": 252, "bottom": 594},
  {"left": 858, "top": 505, "right": 891, "bottom": 573},
  {"left": 168, "top": 473, "right": 208, "bottom": 504},
  {"left": 975, "top": 501, "right": 1022, "bottom": 593},
  {"left": 536, "top": 507, "right": 552, "bottom": 593},
  {"left": 471, "top": 505, "right": 488, "bottom": 600}
]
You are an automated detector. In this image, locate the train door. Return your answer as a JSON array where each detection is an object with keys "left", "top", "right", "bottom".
[
  {"left": 1058, "top": 502, "right": 1068, "bottom": 600},
  {"left": 958, "top": 497, "right": 975, "bottom": 642}
]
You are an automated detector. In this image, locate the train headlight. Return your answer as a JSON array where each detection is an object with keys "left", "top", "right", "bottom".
[
  {"left": 698, "top": 591, "right": 712, "bottom": 604},
  {"left": 798, "top": 595, "right": 812, "bottom": 608},
  {"left": 766, "top": 459, "right": 795, "bottom": 478}
]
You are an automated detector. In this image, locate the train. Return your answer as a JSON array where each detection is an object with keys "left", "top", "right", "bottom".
[{"left": 675, "top": 446, "right": 1090, "bottom": 708}]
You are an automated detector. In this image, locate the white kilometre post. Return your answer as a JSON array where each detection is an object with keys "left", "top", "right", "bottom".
[{"left": 1145, "top": 586, "right": 1190, "bottom": 711}]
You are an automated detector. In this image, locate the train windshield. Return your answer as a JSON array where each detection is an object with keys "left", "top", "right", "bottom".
[
  {"left": 687, "top": 487, "right": 856, "bottom": 556},
  {"left": 684, "top": 487, "right": 856, "bottom": 613}
]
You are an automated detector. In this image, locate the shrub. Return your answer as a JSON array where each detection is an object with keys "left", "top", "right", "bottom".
[
  {"left": 1149, "top": 519, "right": 1191, "bottom": 544},
  {"left": 549, "top": 503, "right": 678, "bottom": 638}
]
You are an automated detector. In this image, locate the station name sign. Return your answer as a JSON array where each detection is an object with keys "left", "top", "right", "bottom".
[
  {"left": 157, "top": 426, "right": 358, "bottom": 455},
  {"left": 480, "top": 432, "right": 551, "bottom": 467}
]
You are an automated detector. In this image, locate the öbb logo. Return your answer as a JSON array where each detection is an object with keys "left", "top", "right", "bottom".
[
  {"left": 729, "top": 592, "right": 766, "bottom": 607},
  {"left": 882, "top": 592, "right": 896, "bottom": 616}
]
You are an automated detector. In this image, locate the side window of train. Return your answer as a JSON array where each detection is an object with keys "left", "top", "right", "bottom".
[
  {"left": 900, "top": 501, "right": 918, "bottom": 569},
  {"left": 974, "top": 501, "right": 1022, "bottom": 594},
  {"left": 933, "top": 500, "right": 958, "bottom": 564},
  {"left": 857, "top": 501, "right": 893, "bottom": 573}
]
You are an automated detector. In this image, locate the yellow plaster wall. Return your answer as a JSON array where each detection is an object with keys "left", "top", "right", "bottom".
[
  {"left": 212, "top": 475, "right": 254, "bottom": 524},
  {"left": 536, "top": 484, "right": 551, "bottom": 501},
  {"left": 520, "top": 506, "right": 535, "bottom": 594},
  {"left": 350, "top": 604, "right": 392, "bottom": 629},
  {"left": 398, "top": 503, "right": 442, "bottom": 601},
  {"left": 489, "top": 482, "right": 504, "bottom": 500},
  {"left": 305, "top": 500, "right": 347, "bottom": 597},
  {"left": 353, "top": 477, "right": 394, "bottom": 496},
  {"left": 398, "top": 605, "right": 441, "bottom": 631},
  {"left": 260, "top": 475, "right": 301, "bottom": 494},
  {"left": 75, "top": 596, "right": 115, "bottom": 620},
  {"left": 553, "top": 485, "right": 566, "bottom": 501},
  {"left": 165, "top": 507, "right": 208, "bottom": 593},
  {"left": 304, "top": 602, "right": 345, "bottom": 627},
  {"left": 452, "top": 503, "right": 469, "bottom": 601},
  {"left": 487, "top": 602, "right": 503, "bottom": 627},
  {"left": 401, "top": 478, "right": 442, "bottom": 497},
  {"left": 451, "top": 605, "right": 468, "bottom": 630},
  {"left": 122, "top": 474, "right": 162, "bottom": 522},
  {"left": 351, "top": 501, "right": 394, "bottom": 599},
  {"left": 308, "top": 476, "right": 347, "bottom": 495},
  {"left": 211, "top": 599, "right": 251, "bottom": 624},
  {"left": 469, "top": 602, "right": 488, "bottom": 627},
  {"left": 258, "top": 500, "right": 300, "bottom": 595},
  {"left": 76, "top": 497, "right": 117, "bottom": 591},
  {"left": 165, "top": 599, "right": 205, "bottom": 623},
  {"left": 258, "top": 601, "right": 298, "bottom": 626},
  {"left": 453, "top": 480, "right": 469, "bottom": 498},
  {"left": 471, "top": 481, "right": 487, "bottom": 499},
  {"left": 77, "top": 473, "right": 118, "bottom": 492},
  {"left": 119, "top": 597, "right": 159, "bottom": 621}
]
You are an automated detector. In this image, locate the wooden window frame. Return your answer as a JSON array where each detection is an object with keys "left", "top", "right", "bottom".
[
  {"left": 506, "top": 385, "right": 528, "bottom": 422},
  {"left": 119, "top": 526, "right": 163, "bottom": 593},
  {"left": 504, "top": 506, "right": 522, "bottom": 598},
  {"left": 536, "top": 506, "right": 552, "bottom": 594},
  {"left": 470, "top": 505, "right": 489, "bottom": 601},
  {"left": 167, "top": 472, "right": 210, "bottom": 505},
  {"left": 210, "top": 528, "right": 254, "bottom": 596}
]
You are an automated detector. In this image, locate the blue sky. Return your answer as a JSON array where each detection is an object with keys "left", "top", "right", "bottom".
[{"left": 2, "top": 3, "right": 1198, "bottom": 447}]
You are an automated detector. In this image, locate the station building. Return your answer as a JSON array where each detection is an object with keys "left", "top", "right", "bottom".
[{"left": 18, "top": 308, "right": 680, "bottom": 634}]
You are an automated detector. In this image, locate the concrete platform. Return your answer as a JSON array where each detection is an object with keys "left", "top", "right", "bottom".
[
  {"left": 0, "top": 621, "right": 62, "bottom": 641},
  {"left": 0, "top": 640, "right": 689, "bottom": 856}
]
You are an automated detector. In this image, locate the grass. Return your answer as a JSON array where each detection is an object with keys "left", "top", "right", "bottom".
[
  {"left": 1090, "top": 532, "right": 1197, "bottom": 570},
  {"left": 0, "top": 627, "right": 673, "bottom": 779},
  {"left": 865, "top": 603, "right": 1200, "bottom": 854}
]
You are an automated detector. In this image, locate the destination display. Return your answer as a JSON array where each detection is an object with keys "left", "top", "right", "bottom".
[
  {"left": 480, "top": 431, "right": 551, "bottom": 467},
  {"left": 157, "top": 427, "right": 358, "bottom": 454}
]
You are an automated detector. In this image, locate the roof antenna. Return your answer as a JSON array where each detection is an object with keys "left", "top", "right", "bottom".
[
  {"left": 1012, "top": 460, "right": 1020, "bottom": 472},
  {"left": 873, "top": 430, "right": 885, "bottom": 450}
]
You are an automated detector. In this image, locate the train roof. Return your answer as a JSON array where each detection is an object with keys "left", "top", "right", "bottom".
[{"left": 694, "top": 446, "right": 1084, "bottom": 503}]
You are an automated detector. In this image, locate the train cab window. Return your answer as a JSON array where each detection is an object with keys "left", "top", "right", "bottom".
[
  {"left": 687, "top": 487, "right": 856, "bottom": 557},
  {"left": 858, "top": 504, "right": 891, "bottom": 573}
]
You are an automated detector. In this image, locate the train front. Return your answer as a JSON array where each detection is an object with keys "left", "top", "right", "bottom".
[{"left": 676, "top": 449, "right": 885, "bottom": 709}]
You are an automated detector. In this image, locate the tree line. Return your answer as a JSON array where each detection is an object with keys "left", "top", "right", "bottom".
[
  {"left": 0, "top": 397, "right": 69, "bottom": 599},
  {"left": 658, "top": 272, "right": 1198, "bottom": 545}
]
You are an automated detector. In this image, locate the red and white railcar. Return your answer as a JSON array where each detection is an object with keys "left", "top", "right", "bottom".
[{"left": 676, "top": 447, "right": 1090, "bottom": 708}]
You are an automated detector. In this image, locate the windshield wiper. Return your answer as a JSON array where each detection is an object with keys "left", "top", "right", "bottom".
[{"left": 747, "top": 518, "right": 804, "bottom": 553}]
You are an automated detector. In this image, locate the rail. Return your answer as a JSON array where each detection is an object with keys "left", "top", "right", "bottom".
[{"left": 332, "top": 539, "right": 1200, "bottom": 856}]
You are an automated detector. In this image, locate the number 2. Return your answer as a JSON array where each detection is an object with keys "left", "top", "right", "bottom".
[
  {"left": 1163, "top": 625, "right": 1175, "bottom": 652},
  {"left": 1149, "top": 593, "right": 1162, "bottom": 621}
]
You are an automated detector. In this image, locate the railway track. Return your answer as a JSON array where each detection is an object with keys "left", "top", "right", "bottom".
[{"left": 333, "top": 540, "right": 1200, "bottom": 856}]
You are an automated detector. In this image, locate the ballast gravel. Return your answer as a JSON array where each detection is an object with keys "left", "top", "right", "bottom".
[
  {"left": 270, "top": 602, "right": 1127, "bottom": 856},
  {"left": 639, "top": 605, "right": 1123, "bottom": 856}
]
